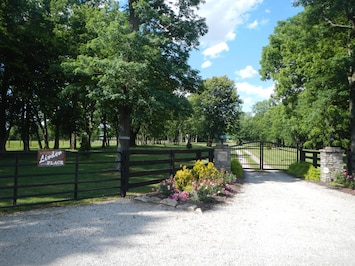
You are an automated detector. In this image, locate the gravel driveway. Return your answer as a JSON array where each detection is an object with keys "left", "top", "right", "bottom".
[{"left": 1, "top": 170, "right": 355, "bottom": 266}]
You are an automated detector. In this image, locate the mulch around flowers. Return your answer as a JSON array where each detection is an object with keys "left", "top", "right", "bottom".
[{"left": 316, "top": 181, "right": 355, "bottom": 196}]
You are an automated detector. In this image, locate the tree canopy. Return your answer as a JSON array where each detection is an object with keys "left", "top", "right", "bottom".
[
  {"left": 0, "top": 0, "right": 208, "bottom": 151},
  {"left": 258, "top": 3, "right": 353, "bottom": 149},
  {"left": 190, "top": 76, "right": 242, "bottom": 146}
]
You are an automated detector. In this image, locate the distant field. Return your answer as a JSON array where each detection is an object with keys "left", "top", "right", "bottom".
[
  {"left": 231, "top": 142, "right": 299, "bottom": 170},
  {"left": 0, "top": 140, "right": 213, "bottom": 211},
  {"left": 5, "top": 140, "right": 117, "bottom": 151},
  {"left": 5, "top": 140, "right": 212, "bottom": 151}
]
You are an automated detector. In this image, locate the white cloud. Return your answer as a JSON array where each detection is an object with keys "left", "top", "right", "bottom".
[
  {"left": 236, "top": 65, "right": 258, "bottom": 79},
  {"left": 203, "top": 42, "right": 229, "bottom": 58},
  {"left": 197, "top": 0, "right": 264, "bottom": 58},
  {"left": 243, "top": 97, "right": 252, "bottom": 104},
  {"left": 236, "top": 82, "right": 274, "bottom": 99},
  {"left": 247, "top": 20, "right": 259, "bottom": 29},
  {"left": 201, "top": 60, "right": 212, "bottom": 68}
]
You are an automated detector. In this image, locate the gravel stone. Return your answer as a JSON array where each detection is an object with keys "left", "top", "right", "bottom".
[{"left": 1, "top": 170, "right": 355, "bottom": 265}]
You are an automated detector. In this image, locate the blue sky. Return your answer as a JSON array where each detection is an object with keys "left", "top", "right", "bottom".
[{"left": 188, "top": 0, "right": 303, "bottom": 113}]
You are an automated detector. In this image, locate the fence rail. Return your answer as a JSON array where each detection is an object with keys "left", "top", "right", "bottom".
[
  {"left": 0, "top": 148, "right": 213, "bottom": 209},
  {"left": 0, "top": 151, "right": 122, "bottom": 209},
  {"left": 300, "top": 150, "right": 320, "bottom": 168},
  {"left": 122, "top": 149, "right": 213, "bottom": 194}
]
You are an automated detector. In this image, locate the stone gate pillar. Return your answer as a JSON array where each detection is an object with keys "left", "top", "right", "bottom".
[
  {"left": 320, "top": 146, "right": 344, "bottom": 183},
  {"left": 214, "top": 144, "right": 231, "bottom": 172}
]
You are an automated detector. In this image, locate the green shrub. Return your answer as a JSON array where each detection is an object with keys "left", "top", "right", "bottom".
[
  {"left": 333, "top": 171, "right": 355, "bottom": 189},
  {"left": 220, "top": 169, "right": 237, "bottom": 185},
  {"left": 333, "top": 171, "right": 346, "bottom": 184},
  {"left": 192, "top": 179, "right": 220, "bottom": 202},
  {"left": 192, "top": 161, "right": 220, "bottom": 181},
  {"left": 231, "top": 159, "right": 243, "bottom": 178},
  {"left": 174, "top": 166, "right": 194, "bottom": 191},
  {"left": 287, "top": 161, "right": 312, "bottom": 178},
  {"left": 304, "top": 165, "right": 320, "bottom": 181}
]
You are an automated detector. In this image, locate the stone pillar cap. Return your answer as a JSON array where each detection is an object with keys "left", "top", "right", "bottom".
[{"left": 320, "top": 146, "right": 343, "bottom": 152}]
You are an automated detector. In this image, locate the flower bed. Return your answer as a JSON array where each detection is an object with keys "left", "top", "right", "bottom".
[{"left": 154, "top": 160, "right": 238, "bottom": 204}]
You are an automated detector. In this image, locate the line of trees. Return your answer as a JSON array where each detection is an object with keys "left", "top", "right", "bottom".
[
  {"left": 1, "top": 0, "right": 242, "bottom": 151},
  {"left": 240, "top": 0, "right": 354, "bottom": 155}
]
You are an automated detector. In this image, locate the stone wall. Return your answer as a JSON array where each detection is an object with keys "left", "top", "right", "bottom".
[
  {"left": 320, "top": 146, "right": 344, "bottom": 183},
  {"left": 214, "top": 144, "right": 231, "bottom": 172}
]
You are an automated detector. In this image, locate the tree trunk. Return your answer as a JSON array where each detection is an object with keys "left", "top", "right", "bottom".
[
  {"left": 70, "top": 132, "right": 76, "bottom": 149},
  {"left": 53, "top": 124, "right": 60, "bottom": 149},
  {"left": 102, "top": 114, "right": 108, "bottom": 148},
  {"left": 43, "top": 112, "right": 49, "bottom": 149},
  {"left": 35, "top": 126, "right": 43, "bottom": 149},
  {"left": 36, "top": 112, "right": 49, "bottom": 149},
  {"left": 0, "top": 72, "right": 10, "bottom": 152},
  {"left": 21, "top": 103, "right": 30, "bottom": 151},
  {"left": 116, "top": 107, "right": 131, "bottom": 171},
  {"left": 130, "top": 128, "right": 138, "bottom": 147}
]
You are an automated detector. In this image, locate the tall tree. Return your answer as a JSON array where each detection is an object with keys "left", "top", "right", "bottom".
[
  {"left": 293, "top": 0, "right": 355, "bottom": 160},
  {"left": 194, "top": 76, "right": 242, "bottom": 146},
  {"left": 260, "top": 10, "right": 350, "bottom": 149},
  {"left": 0, "top": 0, "right": 62, "bottom": 151},
  {"left": 64, "top": 0, "right": 207, "bottom": 155}
]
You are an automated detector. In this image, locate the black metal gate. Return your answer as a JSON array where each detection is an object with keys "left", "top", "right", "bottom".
[{"left": 231, "top": 141, "right": 300, "bottom": 170}]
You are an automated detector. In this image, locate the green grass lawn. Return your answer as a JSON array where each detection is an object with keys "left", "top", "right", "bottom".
[
  {"left": 0, "top": 140, "right": 213, "bottom": 211},
  {"left": 0, "top": 151, "right": 121, "bottom": 209},
  {"left": 232, "top": 143, "right": 299, "bottom": 170}
]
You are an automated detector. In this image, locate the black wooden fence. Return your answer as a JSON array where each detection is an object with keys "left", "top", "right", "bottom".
[
  {"left": 300, "top": 149, "right": 351, "bottom": 173},
  {"left": 0, "top": 149, "right": 213, "bottom": 209},
  {"left": 121, "top": 149, "right": 213, "bottom": 197},
  {"left": 300, "top": 149, "right": 320, "bottom": 168}
]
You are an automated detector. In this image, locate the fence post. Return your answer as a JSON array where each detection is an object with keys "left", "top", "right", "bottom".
[
  {"left": 120, "top": 150, "right": 129, "bottom": 197},
  {"left": 74, "top": 153, "right": 79, "bottom": 200},
  {"left": 13, "top": 154, "right": 19, "bottom": 207},
  {"left": 196, "top": 150, "right": 202, "bottom": 161},
  {"left": 300, "top": 148, "right": 305, "bottom": 162},
  {"left": 169, "top": 150, "right": 175, "bottom": 176},
  {"left": 208, "top": 149, "right": 214, "bottom": 162},
  {"left": 312, "top": 153, "right": 318, "bottom": 168}
]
